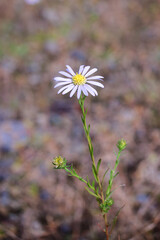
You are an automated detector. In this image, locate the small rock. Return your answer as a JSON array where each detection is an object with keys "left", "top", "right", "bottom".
[
  {"left": 136, "top": 194, "right": 149, "bottom": 204},
  {"left": 42, "top": 8, "right": 59, "bottom": 24},
  {"left": 49, "top": 113, "right": 62, "bottom": 126},
  {"left": 40, "top": 190, "right": 50, "bottom": 201},
  {"left": 0, "top": 191, "right": 11, "bottom": 207},
  {"left": 0, "top": 120, "right": 29, "bottom": 152},
  {"left": 28, "top": 74, "right": 41, "bottom": 85},
  {"left": 50, "top": 100, "right": 72, "bottom": 114},
  {"left": 70, "top": 50, "right": 86, "bottom": 62},
  {"left": 58, "top": 223, "right": 72, "bottom": 235},
  {"left": 44, "top": 40, "right": 60, "bottom": 57},
  {"left": 26, "top": 62, "right": 41, "bottom": 74}
]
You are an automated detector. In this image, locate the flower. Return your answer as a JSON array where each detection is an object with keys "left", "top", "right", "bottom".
[
  {"left": 52, "top": 156, "right": 66, "bottom": 169},
  {"left": 24, "top": 0, "right": 41, "bottom": 4},
  {"left": 53, "top": 65, "right": 104, "bottom": 99},
  {"left": 117, "top": 139, "right": 127, "bottom": 151}
]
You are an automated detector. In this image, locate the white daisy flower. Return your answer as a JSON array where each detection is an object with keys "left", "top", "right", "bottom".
[{"left": 53, "top": 65, "right": 104, "bottom": 99}]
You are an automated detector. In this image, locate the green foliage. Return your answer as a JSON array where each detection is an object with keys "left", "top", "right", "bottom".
[
  {"left": 97, "top": 159, "right": 101, "bottom": 174},
  {"left": 100, "top": 198, "right": 114, "bottom": 213},
  {"left": 53, "top": 94, "right": 127, "bottom": 238},
  {"left": 85, "top": 187, "right": 100, "bottom": 199},
  {"left": 92, "top": 164, "right": 98, "bottom": 182},
  {"left": 65, "top": 165, "right": 87, "bottom": 184}
]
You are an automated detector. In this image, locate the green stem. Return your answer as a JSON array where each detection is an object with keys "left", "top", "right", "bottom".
[
  {"left": 65, "top": 167, "right": 87, "bottom": 184},
  {"left": 78, "top": 95, "right": 109, "bottom": 240}
]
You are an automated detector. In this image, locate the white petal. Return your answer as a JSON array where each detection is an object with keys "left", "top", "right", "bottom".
[
  {"left": 84, "top": 68, "right": 97, "bottom": 77},
  {"left": 79, "top": 65, "right": 84, "bottom": 74},
  {"left": 62, "top": 84, "right": 74, "bottom": 94},
  {"left": 81, "top": 85, "right": 88, "bottom": 96},
  {"left": 54, "top": 77, "right": 72, "bottom": 82},
  {"left": 87, "top": 81, "right": 104, "bottom": 88},
  {"left": 77, "top": 86, "right": 82, "bottom": 99},
  {"left": 70, "top": 85, "right": 78, "bottom": 97},
  {"left": 59, "top": 71, "right": 72, "bottom": 78},
  {"left": 84, "top": 84, "right": 98, "bottom": 96},
  {"left": 86, "top": 76, "right": 104, "bottom": 80},
  {"left": 54, "top": 82, "right": 70, "bottom": 88},
  {"left": 66, "top": 65, "right": 75, "bottom": 76},
  {"left": 57, "top": 85, "right": 70, "bottom": 94},
  {"left": 82, "top": 66, "right": 90, "bottom": 76},
  {"left": 84, "top": 85, "right": 95, "bottom": 96}
]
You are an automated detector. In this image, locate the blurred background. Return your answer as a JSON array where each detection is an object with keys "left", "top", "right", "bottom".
[{"left": 0, "top": 0, "right": 160, "bottom": 239}]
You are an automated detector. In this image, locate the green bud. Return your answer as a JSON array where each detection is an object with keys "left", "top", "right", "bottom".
[
  {"left": 52, "top": 156, "right": 66, "bottom": 169},
  {"left": 117, "top": 139, "right": 127, "bottom": 151},
  {"left": 107, "top": 198, "right": 114, "bottom": 206},
  {"left": 100, "top": 198, "right": 114, "bottom": 213}
]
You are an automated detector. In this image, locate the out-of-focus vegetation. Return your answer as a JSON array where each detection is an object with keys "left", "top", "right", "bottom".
[{"left": 0, "top": 0, "right": 160, "bottom": 239}]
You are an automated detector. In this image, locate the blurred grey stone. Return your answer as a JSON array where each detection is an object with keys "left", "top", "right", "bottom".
[
  {"left": 42, "top": 8, "right": 59, "bottom": 24},
  {"left": 27, "top": 62, "right": 41, "bottom": 74},
  {"left": 44, "top": 40, "right": 60, "bottom": 57},
  {"left": 1, "top": 58, "right": 17, "bottom": 74},
  {"left": 70, "top": 50, "right": 87, "bottom": 62},
  {"left": 29, "top": 74, "right": 41, "bottom": 85},
  {"left": 0, "top": 191, "right": 11, "bottom": 206},
  {"left": 0, "top": 120, "right": 29, "bottom": 152}
]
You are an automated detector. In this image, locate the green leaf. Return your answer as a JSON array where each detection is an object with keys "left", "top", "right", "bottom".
[
  {"left": 97, "top": 159, "right": 101, "bottom": 174},
  {"left": 95, "top": 186, "right": 99, "bottom": 195},
  {"left": 85, "top": 187, "right": 99, "bottom": 198},
  {"left": 92, "top": 164, "right": 98, "bottom": 182},
  {"left": 81, "top": 116, "right": 84, "bottom": 123},
  {"left": 109, "top": 205, "right": 125, "bottom": 236},
  {"left": 86, "top": 176, "right": 91, "bottom": 188},
  {"left": 78, "top": 177, "right": 86, "bottom": 183},
  {"left": 113, "top": 172, "right": 119, "bottom": 178},
  {"left": 101, "top": 168, "right": 109, "bottom": 186},
  {"left": 106, "top": 185, "right": 111, "bottom": 197}
]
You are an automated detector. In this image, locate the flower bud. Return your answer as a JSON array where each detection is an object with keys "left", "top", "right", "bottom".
[
  {"left": 117, "top": 139, "right": 127, "bottom": 151},
  {"left": 52, "top": 156, "right": 66, "bottom": 169}
]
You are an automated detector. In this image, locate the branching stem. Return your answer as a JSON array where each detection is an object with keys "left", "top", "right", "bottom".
[{"left": 79, "top": 95, "right": 109, "bottom": 240}]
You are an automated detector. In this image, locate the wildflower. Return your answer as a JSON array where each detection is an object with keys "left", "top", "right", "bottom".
[
  {"left": 52, "top": 156, "right": 66, "bottom": 169},
  {"left": 54, "top": 65, "right": 104, "bottom": 99},
  {"left": 24, "top": 0, "right": 41, "bottom": 4},
  {"left": 117, "top": 139, "right": 127, "bottom": 151}
]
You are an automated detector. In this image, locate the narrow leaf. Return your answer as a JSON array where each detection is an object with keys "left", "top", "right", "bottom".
[
  {"left": 87, "top": 181, "right": 92, "bottom": 188},
  {"left": 109, "top": 205, "right": 125, "bottom": 236},
  {"left": 101, "top": 168, "right": 109, "bottom": 186},
  {"left": 113, "top": 172, "right": 119, "bottom": 178},
  {"left": 85, "top": 187, "right": 99, "bottom": 198},
  {"left": 95, "top": 186, "right": 99, "bottom": 195},
  {"left": 81, "top": 116, "right": 84, "bottom": 123},
  {"left": 92, "top": 180, "right": 95, "bottom": 188},
  {"left": 92, "top": 165, "right": 98, "bottom": 182},
  {"left": 97, "top": 159, "right": 101, "bottom": 174}
]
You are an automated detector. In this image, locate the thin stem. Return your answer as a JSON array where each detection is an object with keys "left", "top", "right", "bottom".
[{"left": 78, "top": 95, "right": 109, "bottom": 240}]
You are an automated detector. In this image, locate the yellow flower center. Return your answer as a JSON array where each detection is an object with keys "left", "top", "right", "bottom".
[{"left": 72, "top": 73, "right": 86, "bottom": 85}]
